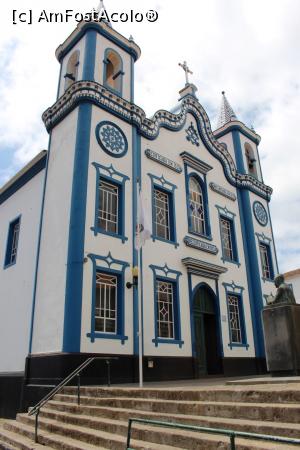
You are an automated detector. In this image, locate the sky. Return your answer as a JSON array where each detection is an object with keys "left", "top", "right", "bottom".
[{"left": 0, "top": 0, "right": 299, "bottom": 272}]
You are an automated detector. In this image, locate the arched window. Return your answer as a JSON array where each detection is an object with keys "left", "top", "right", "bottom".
[
  {"left": 103, "top": 49, "right": 123, "bottom": 95},
  {"left": 64, "top": 50, "right": 79, "bottom": 91},
  {"left": 189, "top": 177, "right": 205, "bottom": 235},
  {"left": 245, "top": 143, "right": 257, "bottom": 177}
]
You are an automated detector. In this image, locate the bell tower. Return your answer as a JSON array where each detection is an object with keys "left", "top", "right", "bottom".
[{"left": 29, "top": 16, "right": 141, "bottom": 357}]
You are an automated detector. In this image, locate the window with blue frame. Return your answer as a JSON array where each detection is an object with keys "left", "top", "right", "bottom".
[
  {"left": 4, "top": 216, "right": 21, "bottom": 268},
  {"left": 188, "top": 176, "right": 206, "bottom": 235},
  {"left": 153, "top": 187, "right": 177, "bottom": 243},
  {"left": 98, "top": 179, "right": 119, "bottom": 234},
  {"left": 223, "top": 282, "right": 248, "bottom": 349},
  {"left": 95, "top": 271, "right": 117, "bottom": 333},
  {"left": 259, "top": 242, "right": 274, "bottom": 280},
  {"left": 92, "top": 162, "right": 129, "bottom": 243},
  {"left": 227, "top": 294, "right": 245, "bottom": 345},
  {"left": 154, "top": 188, "right": 171, "bottom": 240},
  {"left": 156, "top": 279, "right": 175, "bottom": 338},
  {"left": 87, "top": 252, "right": 129, "bottom": 344},
  {"left": 150, "top": 264, "right": 183, "bottom": 347},
  {"left": 219, "top": 215, "right": 239, "bottom": 264}
]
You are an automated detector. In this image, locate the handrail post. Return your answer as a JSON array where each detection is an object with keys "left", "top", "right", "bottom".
[
  {"left": 230, "top": 432, "right": 235, "bottom": 450},
  {"left": 77, "top": 373, "right": 81, "bottom": 405},
  {"left": 34, "top": 411, "right": 39, "bottom": 443},
  {"left": 106, "top": 359, "right": 111, "bottom": 387},
  {"left": 126, "top": 418, "right": 133, "bottom": 449}
]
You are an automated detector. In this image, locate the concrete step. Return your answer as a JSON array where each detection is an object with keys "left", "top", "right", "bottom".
[
  {"left": 0, "top": 422, "right": 48, "bottom": 450},
  {"left": 45, "top": 400, "right": 300, "bottom": 439},
  {"left": 3, "top": 420, "right": 103, "bottom": 450},
  {"left": 14, "top": 413, "right": 300, "bottom": 450},
  {"left": 61, "top": 385, "right": 300, "bottom": 404},
  {"left": 53, "top": 394, "right": 300, "bottom": 423},
  {"left": 7, "top": 416, "right": 183, "bottom": 450}
]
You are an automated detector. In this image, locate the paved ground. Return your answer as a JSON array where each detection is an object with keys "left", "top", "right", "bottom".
[{"left": 110, "top": 374, "right": 300, "bottom": 389}]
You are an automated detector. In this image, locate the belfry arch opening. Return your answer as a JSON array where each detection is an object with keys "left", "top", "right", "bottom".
[
  {"left": 245, "top": 143, "right": 258, "bottom": 177},
  {"left": 104, "top": 49, "right": 123, "bottom": 94},
  {"left": 64, "top": 50, "right": 80, "bottom": 91}
]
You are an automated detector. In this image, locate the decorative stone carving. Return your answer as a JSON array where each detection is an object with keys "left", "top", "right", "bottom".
[
  {"left": 253, "top": 201, "right": 268, "bottom": 226},
  {"left": 185, "top": 122, "right": 200, "bottom": 147},
  {"left": 209, "top": 182, "right": 236, "bottom": 201},
  {"left": 145, "top": 149, "right": 182, "bottom": 173},
  {"left": 95, "top": 121, "right": 128, "bottom": 157},
  {"left": 183, "top": 236, "right": 218, "bottom": 255}
]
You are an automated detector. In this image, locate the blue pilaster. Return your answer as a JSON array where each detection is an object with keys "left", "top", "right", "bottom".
[
  {"left": 132, "top": 126, "right": 141, "bottom": 354},
  {"left": 63, "top": 29, "right": 96, "bottom": 352},
  {"left": 232, "top": 130, "right": 265, "bottom": 357}
]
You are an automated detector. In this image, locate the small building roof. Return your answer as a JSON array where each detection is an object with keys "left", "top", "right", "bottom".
[{"left": 284, "top": 268, "right": 300, "bottom": 279}]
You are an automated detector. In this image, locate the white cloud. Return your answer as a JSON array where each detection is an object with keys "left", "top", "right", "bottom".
[{"left": 0, "top": 0, "right": 299, "bottom": 272}]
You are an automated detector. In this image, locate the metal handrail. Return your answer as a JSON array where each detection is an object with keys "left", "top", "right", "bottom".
[
  {"left": 126, "top": 418, "right": 300, "bottom": 450},
  {"left": 28, "top": 356, "right": 118, "bottom": 443}
]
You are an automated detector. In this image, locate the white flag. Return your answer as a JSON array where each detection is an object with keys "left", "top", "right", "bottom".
[{"left": 135, "top": 191, "right": 151, "bottom": 250}]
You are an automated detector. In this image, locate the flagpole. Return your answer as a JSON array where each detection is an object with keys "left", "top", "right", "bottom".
[{"left": 137, "top": 181, "right": 143, "bottom": 388}]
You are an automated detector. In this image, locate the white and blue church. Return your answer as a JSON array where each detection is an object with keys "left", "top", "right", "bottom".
[{"left": 0, "top": 16, "right": 278, "bottom": 417}]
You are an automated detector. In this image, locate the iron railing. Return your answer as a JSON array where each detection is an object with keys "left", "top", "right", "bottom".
[
  {"left": 28, "top": 356, "right": 118, "bottom": 443},
  {"left": 126, "top": 418, "right": 300, "bottom": 450}
]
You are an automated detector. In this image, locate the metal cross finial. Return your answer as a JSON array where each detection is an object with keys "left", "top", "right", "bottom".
[{"left": 179, "top": 61, "right": 193, "bottom": 85}]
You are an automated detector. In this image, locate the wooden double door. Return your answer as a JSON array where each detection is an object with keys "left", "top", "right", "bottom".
[{"left": 193, "top": 285, "right": 222, "bottom": 376}]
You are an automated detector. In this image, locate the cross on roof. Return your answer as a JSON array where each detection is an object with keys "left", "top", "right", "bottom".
[{"left": 179, "top": 61, "right": 193, "bottom": 85}]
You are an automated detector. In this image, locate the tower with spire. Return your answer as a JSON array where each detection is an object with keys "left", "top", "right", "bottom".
[{"left": 0, "top": 13, "right": 279, "bottom": 416}]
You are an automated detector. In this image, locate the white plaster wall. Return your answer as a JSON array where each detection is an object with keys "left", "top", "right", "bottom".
[
  {"left": 31, "top": 109, "right": 78, "bottom": 354},
  {"left": 94, "top": 34, "right": 132, "bottom": 101},
  {"left": 215, "top": 132, "right": 236, "bottom": 164},
  {"left": 58, "top": 36, "right": 86, "bottom": 98},
  {"left": 140, "top": 113, "right": 255, "bottom": 358},
  {"left": 285, "top": 274, "right": 300, "bottom": 303},
  {"left": 0, "top": 171, "right": 44, "bottom": 372},
  {"left": 81, "top": 105, "right": 133, "bottom": 354}
]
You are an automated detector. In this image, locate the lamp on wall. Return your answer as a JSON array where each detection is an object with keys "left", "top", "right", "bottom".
[{"left": 126, "top": 266, "right": 139, "bottom": 289}]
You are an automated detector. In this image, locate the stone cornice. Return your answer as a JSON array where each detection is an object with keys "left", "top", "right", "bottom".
[
  {"left": 42, "top": 81, "right": 273, "bottom": 200},
  {"left": 213, "top": 120, "right": 261, "bottom": 145},
  {"left": 55, "top": 21, "right": 141, "bottom": 62}
]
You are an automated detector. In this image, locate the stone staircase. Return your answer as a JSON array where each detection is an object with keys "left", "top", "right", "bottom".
[{"left": 1, "top": 382, "right": 300, "bottom": 449}]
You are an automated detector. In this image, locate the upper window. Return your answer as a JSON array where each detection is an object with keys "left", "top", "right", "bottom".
[
  {"left": 245, "top": 143, "right": 258, "bottom": 177},
  {"left": 64, "top": 50, "right": 79, "bottom": 91},
  {"left": 220, "top": 216, "right": 238, "bottom": 263},
  {"left": 189, "top": 177, "right": 205, "bottom": 235},
  {"left": 154, "top": 188, "right": 170, "bottom": 241},
  {"left": 259, "top": 242, "right": 274, "bottom": 281},
  {"left": 98, "top": 180, "right": 119, "bottom": 234},
  {"left": 95, "top": 272, "right": 117, "bottom": 334},
  {"left": 4, "top": 217, "right": 21, "bottom": 268},
  {"left": 103, "top": 49, "right": 123, "bottom": 95}
]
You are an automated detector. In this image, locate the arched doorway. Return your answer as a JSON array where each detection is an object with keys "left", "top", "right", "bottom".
[{"left": 193, "top": 284, "right": 222, "bottom": 376}]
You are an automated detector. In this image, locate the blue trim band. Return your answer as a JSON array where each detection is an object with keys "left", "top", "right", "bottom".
[
  {"left": 56, "top": 22, "right": 140, "bottom": 63},
  {"left": 82, "top": 30, "right": 97, "bottom": 81},
  {"left": 232, "top": 131, "right": 265, "bottom": 356},
  {"left": 29, "top": 143, "right": 51, "bottom": 353},
  {"left": 0, "top": 155, "right": 47, "bottom": 206},
  {"left": 63, "top": 103, "right": 92, "bottom": 352},
  {"left": 215, "top": 123, "right": 260, "bottom": 145}
]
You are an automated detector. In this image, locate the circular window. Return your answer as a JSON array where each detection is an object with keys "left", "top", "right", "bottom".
[
  {"left": 253, "top": 201, "right": 268, "bottom": 226},
  {"left": 95, "top": 121, "right": 128, "bottom": 158}
]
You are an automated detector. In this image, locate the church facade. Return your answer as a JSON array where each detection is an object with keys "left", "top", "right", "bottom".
[{"left": 0, "top": 18, "right": 278, "bottom": 416}]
